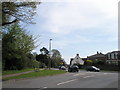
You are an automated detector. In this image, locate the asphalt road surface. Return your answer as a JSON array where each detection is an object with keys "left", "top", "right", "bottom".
[{"left": 2, "top": 70, "right": 118, "bottom": 89}]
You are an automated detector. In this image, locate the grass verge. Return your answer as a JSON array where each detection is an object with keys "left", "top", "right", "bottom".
[
  {"left": 2, "top": 68, "right": 34, "bottom": 75},
  {"left": 2, "top": 70, "right": 66, "bottom": 81}
]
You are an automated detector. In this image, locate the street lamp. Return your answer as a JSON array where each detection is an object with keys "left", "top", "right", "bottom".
[{"left": 49, "top": 39, "right": 52, "bottom": 70}]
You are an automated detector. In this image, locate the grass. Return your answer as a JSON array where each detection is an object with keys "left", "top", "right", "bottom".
[
  {"left": 2, "top": 68, "right": 34, "bottom": 75},
  {"left": 2, "top": 70, "right": 66, "bottom": 81}
]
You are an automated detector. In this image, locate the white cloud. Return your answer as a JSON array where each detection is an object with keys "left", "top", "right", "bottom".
[
  {"left": 38, "top": 0, "right": 118, "bottom": 35},
  {"left": 34, "top": 0, "right": 119, "bottom": 63}
]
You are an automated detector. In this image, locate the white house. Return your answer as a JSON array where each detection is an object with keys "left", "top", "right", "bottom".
[{"left": 70, "top": 54, "right": 84, "bottom": 65}]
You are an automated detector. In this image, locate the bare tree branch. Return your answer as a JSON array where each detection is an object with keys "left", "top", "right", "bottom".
[
  {"left": 2, "top": 19, "right": 18, "bottom": 26},
  {"left": 2, "top": 2, "right": 40, "bottom": 26}
]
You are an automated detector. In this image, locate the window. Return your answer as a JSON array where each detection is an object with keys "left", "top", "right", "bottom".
[
  {"left": 111, "top": 53, "right": 114, "bottom": 59},
  {"left": 108, "top": 54, "right": 111, "bottom": 59},
  {"left": 115, "top": 53, "right": 118, "bottom": 60}
]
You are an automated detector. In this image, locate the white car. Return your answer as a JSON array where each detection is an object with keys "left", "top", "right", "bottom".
[{"left": 59, "top": 66, "right": 66, "bottom": 70}]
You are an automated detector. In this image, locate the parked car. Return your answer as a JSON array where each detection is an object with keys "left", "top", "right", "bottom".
[
  {"left": 86, "top": 66, "right": 100, "bottom": 72},
  {"left": 68, "top": 65, "right": 79, "bottom": 72},
  {"left": 59, "top": 66, "right": 66, "bottom": 70}
]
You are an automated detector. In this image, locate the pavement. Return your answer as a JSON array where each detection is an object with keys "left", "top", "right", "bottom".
[{"left": 2, "top": 70, "right": 119, "bottom": 89}]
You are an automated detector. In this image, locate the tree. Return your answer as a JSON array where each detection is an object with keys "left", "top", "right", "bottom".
[
  {"left": 36, "top": 54, "right": 48, "bottom": 67},
  {"left": 32, "top": 60, "right": 40, "bottom": 69},
  {"left": 51, "top": 49, "right": 62, "bottom": 68},
  {"left": 36, "top": 47, "right": 49, "bottom": 67},
  {"left": 52, "top": 49, "right": 61, "bottom": 58},
  {"left": 2, "top": 23, "right": 36, "bottom": 70},
  {"left": 2, "top": 2, "right": 40, "bottom": 26},
  {"left": 40, "top": 47, "right": 49, "bottom": 55}
]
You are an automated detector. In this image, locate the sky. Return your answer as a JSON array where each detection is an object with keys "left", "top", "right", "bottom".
[{"left": 25, "top": 0, "right": 119, "bottom": 64}]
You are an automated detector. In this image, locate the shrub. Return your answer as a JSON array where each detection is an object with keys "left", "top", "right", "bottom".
[
  {"left": 85, "top": 60, "right": 93, "bottom": 65},
  {"left": 32, "top": 60, "right": 40, "bottom": 68}
]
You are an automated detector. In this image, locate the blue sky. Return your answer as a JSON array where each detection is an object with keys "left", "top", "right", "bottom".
[{"left": 25, "top": 0, "right": 119, "bottom": 64}]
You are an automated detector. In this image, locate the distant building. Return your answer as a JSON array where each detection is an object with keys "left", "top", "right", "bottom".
[
  {"left": 106, "top": 51, "right": 120, "bottom": 65},
  {"left": 87, "top": 51, "right": 106, "bottom": 62},
  {"left": 70, "top": 54, "right": 84, "bottom": 65}
]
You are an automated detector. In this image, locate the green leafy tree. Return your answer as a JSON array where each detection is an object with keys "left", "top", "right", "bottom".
[
  {"left": 2, "top": 24, "right": 36, "bottom": 70},
  {"left": 2, "top": 2, "right": 40, "bottom": 26},
  {"left": 36, "top": 47, "right": 49, "bottom": 67},
  {"left": 32, "top": 60, "right": 40, "bottom": 68},
  {"left": 36, "top": 54, "right": 48, "bottom": 67},
  {"left": 52, "top": 49, "right": 61, "bottom": 58},
  {"left": 51, "top": 49, "right": 62, "bottom": 68},
  {"left": 40, "top": 47, "right": 49, "bottom": 55}
]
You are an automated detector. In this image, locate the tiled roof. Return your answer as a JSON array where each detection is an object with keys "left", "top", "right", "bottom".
[
  {"left": 88, "top": 53, "right": 106, "bottom": 58},
  {"left": 106, "top": 51, "right": 120, "bottom": 54}
]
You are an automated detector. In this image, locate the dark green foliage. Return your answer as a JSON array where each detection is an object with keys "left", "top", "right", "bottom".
[
  {"left": 95, "top": 64, "right": 119, "bottom": 71},
  {"left": 2, "top": 24, "right": 35, "bottom": 70},
  {"left": 2, "top": 2, "right": 41, "bottom": 70},
  {"left": 36, "top": 47, "right": 49, "bottom": 67},
  {"left": 92, "top": 60, "right": 105, "bottom": 65},
  {"left": 36, "top": 48, "right": 65, "bottom": 68},
  {"left": 36, "top": 54, "right": 48, "bottom": 67},
  {"left": 40, "top": 47, "right": 49, "bottom": 55}
]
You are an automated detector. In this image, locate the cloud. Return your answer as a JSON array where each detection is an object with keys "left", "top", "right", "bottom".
[
  {"left": 32, "top": 0, "right": 119, "bottom": 64},
  {"left": 37, "top": 0, "right": 118, "bottom": 35}
]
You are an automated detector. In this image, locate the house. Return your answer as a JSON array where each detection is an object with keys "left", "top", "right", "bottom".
[
  {"left": 106, "top": 51, "right": 120, "bottom": 65},
  {"left": 70, "top": 54, "right": 84, "bottom": 65},
  {"left": 87, "top": 51, "right": 106, "bottom": 62}
]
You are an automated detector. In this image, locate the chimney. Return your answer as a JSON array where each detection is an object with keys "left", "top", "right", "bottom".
[
  {"left": 76, "top": 54, "right": 79, "bottom": 56},
  {"left": 97, "top": 51, "right": 99, "bottom": 54}
]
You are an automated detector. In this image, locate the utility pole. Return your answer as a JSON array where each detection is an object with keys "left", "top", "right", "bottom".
[{"left": 49, "top": 39, "right": 52, "bottom": 70}]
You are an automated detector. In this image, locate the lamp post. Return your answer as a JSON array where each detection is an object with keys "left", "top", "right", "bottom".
[{"left": 49, "top": 39, "right": 52, "bottom": 70}]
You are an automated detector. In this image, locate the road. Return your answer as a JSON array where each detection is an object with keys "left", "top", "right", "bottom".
[{"left": 2, "top": 70, "right": 118, "bottom": 89}]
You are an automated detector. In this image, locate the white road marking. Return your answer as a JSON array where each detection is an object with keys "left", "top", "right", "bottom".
[
  {"left": 86, "top": 72, "right": 98, "bottom": 74},
  {"left": 57, "top": 79, "right": 77, "bottom": 85},
  {"left": 73, "top": 73, "right": 85, "bottom": 76},
  {"left": 43, "top": 87, "right": 47, "bottom": 88},
  {"left": 83, "top": 75, "right": 94, "bottom": 78},
  {"left": 103, "top": 73, "right": 114, "bottom": 75},
  {"left": 103, "top": 73, "right": 108, "bottom": 75}
]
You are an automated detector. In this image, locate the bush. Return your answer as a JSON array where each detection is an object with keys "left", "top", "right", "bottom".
[
  {"left": 85, "top": 60, "right": 93, "bottom": 65},
  {"left": 32, "top": 60, "right": 40, "bottom": 68},
  {"left": 93, "top": 60, "right": 105, "bottom": 65}
]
